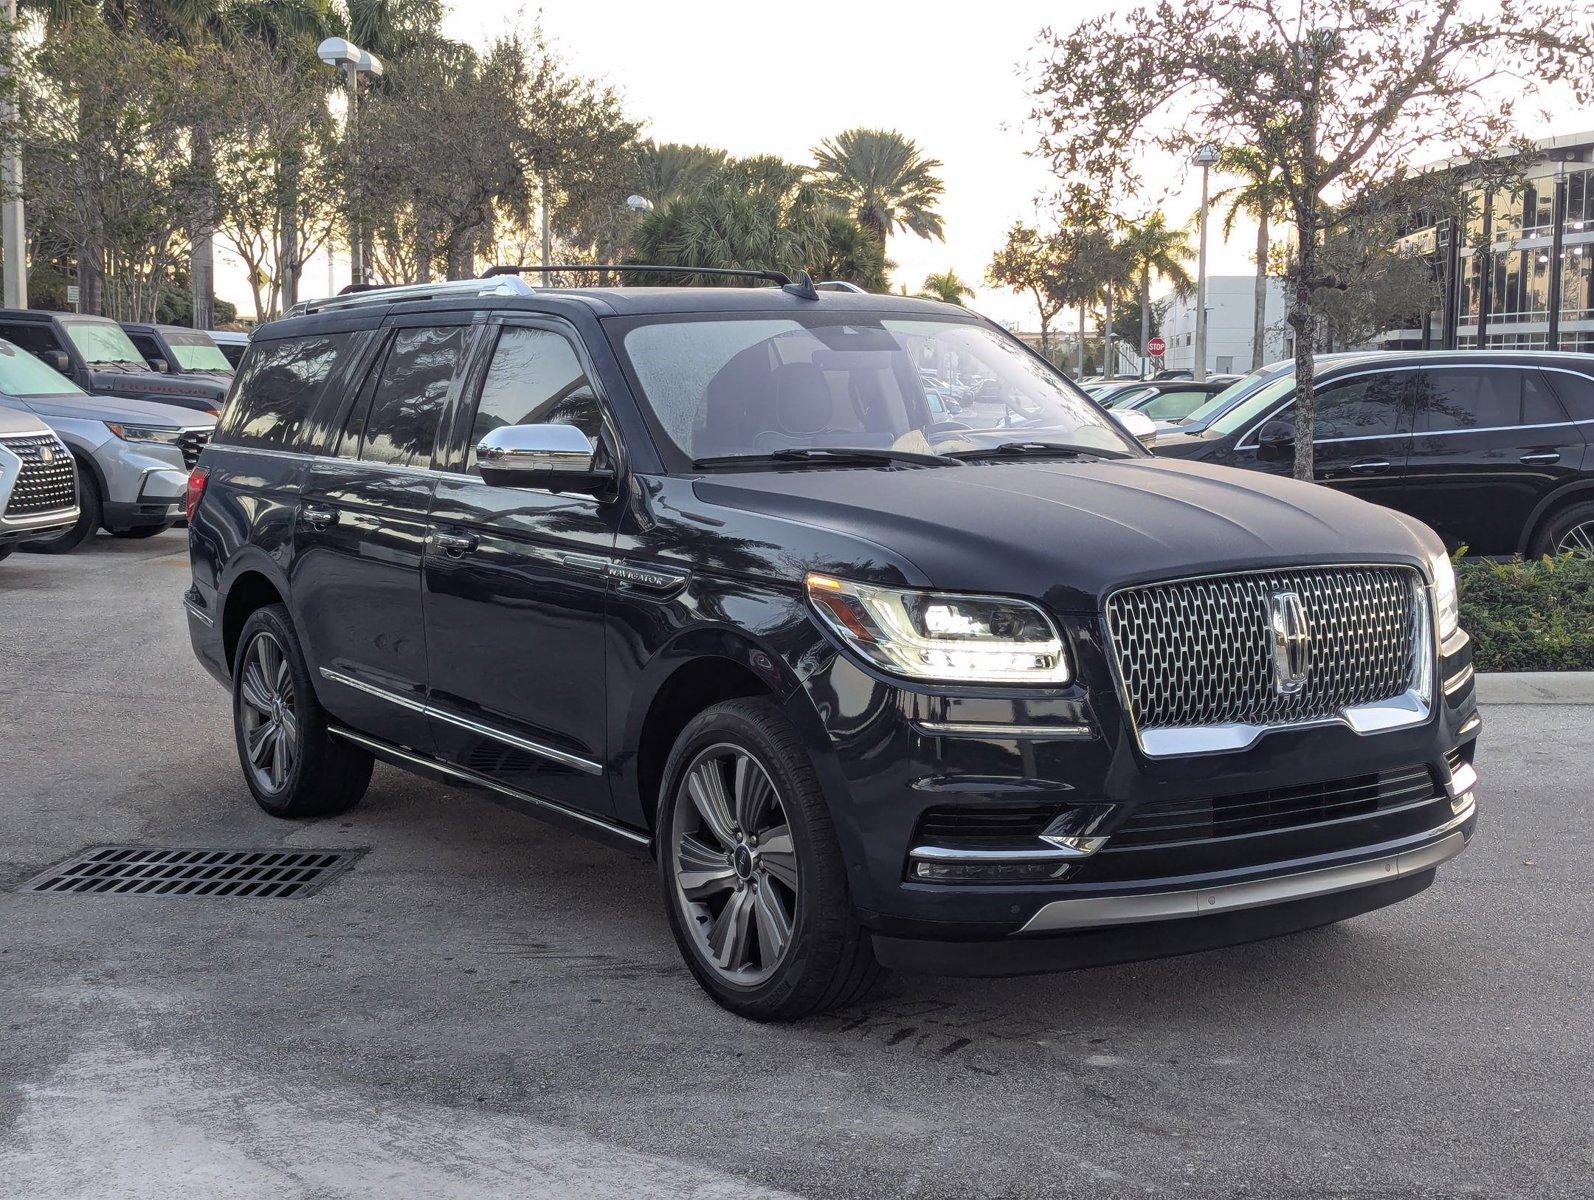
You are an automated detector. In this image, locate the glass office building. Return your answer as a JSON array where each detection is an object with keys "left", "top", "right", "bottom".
[{"left": 1382, "top": 132, "right": 1594, "bottom": 353}]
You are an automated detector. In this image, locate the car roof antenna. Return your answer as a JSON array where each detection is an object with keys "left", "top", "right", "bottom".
[{"left": 782, "top": 270, "right": 820, "bottom": 301}]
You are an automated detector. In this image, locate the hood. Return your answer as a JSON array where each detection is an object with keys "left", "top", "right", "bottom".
[
  {"left": 0, "top": 403, "right": 53, "bottom": 437},
  {"left": 89, "top": 367, "right": 227, "bottom": 404},
  {"left": 17, "top": 391, "right": 214, "bottom": 429},
  {"left": 690, "top": 456, "right": 1439, "bottom": 612}
]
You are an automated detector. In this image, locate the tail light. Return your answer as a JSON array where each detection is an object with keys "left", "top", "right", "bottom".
[{"left": 184, "top": 466, "right": 209, "bottom": 523}]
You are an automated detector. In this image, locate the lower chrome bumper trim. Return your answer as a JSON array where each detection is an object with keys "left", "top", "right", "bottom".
[{"left": 1017, "top": 796, "right": 1475, "bottom": 934}]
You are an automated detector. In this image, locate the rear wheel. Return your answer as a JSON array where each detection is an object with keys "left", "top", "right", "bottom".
[
  {"left": 22, "top": 464, "right": 100, "bottom": 554},
  {"left": 658, "top": 697, "right": 882, "bottom": 1021},
  {"left": 232, "top": 604, "right": 372, "bottom": 818}
]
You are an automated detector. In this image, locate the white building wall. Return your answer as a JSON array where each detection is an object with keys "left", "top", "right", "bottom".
[{"left": 1157, "top": 276, "right": 1291, "bottom": 374}]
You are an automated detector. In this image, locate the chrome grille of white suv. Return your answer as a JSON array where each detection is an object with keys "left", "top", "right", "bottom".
[
  {"left": 1, "top": 433, "right": 76, "bottom": 516},
  {"left": 1105, "top": 565, "right": 1423, "bottom": 739}
]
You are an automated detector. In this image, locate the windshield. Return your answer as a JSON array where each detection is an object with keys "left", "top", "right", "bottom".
[
  {"left": 164, "top": 331, "right": 232, "bottom": 372},
  {"left": 62, "top": 318, "right": 146, "bottom": 367},
  {"left": 0, "top": 339, "right": 85, "bottom": 396},
  {"left": 1206, "top": 373, "right": 1298, "bottom": 436},
  {"left": 618, "top": 314, "right": 1137, "bottom": 465}
]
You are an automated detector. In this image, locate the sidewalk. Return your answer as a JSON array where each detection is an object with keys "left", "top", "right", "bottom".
[{"left": 1476, "top": 671, "right": 1594, "bottom": 705}]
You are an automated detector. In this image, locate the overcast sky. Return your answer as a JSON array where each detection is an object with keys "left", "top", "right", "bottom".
[{"left": 218, "top": 0, "right": 1594, "bottom": 331}]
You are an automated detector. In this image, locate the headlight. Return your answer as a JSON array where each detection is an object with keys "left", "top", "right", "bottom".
[
  {"left": 1429, "top": 550, "right": 1459, "bottom": 640},
  {"left": 805, "top": 573, "right": 1071, "bottom": 684},
  {"left": 104, "top": 422, "right": 183, "bottom": 445}
]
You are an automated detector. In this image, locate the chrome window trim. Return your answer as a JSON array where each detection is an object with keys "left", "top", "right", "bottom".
[
  {"left": 1017, "top": 793, "right": 1475, "bottom": 934},
  {"left": 329, "top": 724, "right": 646, "bottom": 847},
  {"left": 1100, "top": 561, "right": 1437, "bottom": 760},
  {"left": 318, "top": 666, "right": 605, "bottom": 776},
  {"left": 910, "top": 837, "right": 1108, "bottom": 865},
  {"left": 1233, "top": 363, "right": 1594, "bottom": 451}
]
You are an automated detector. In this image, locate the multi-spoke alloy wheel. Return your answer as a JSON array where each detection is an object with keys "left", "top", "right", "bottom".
[
  {"left": 671, "top": 744, "right": 800, "bottom": 986},
  {"left": 237, "top": 630, "right": 299, "bottom": 794},
  {"left": 1557, "top": 520, "right": 1594, "bottom": 559}
]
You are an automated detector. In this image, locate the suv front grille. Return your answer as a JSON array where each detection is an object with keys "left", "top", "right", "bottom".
[
  {"left": 2, "top": 433, "right": 76, "bottom": 517},
  {"left": 1111, "top": 763, "right": 1438, "bottom": 847},
  {"left": 1105, "top": 565, "right": 1422, "bottom": 737},
  {"left": 178, "top": 429, "right": 210, "bottom": 469}
]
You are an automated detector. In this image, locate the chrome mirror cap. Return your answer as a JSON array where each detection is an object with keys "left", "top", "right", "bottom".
[{"left": 475, "top": 424, "right": 609, "bottom": 494}]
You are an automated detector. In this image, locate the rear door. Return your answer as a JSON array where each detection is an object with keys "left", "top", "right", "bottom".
[
  {"left": 293, "top": 318, "right": 476, "bottom": 751},
  {"left": 422, "top": 316, "right": 619, "bottom": 818},
  {"left": 1404, "top": 366, "right": 1586, "bottom": 554}
]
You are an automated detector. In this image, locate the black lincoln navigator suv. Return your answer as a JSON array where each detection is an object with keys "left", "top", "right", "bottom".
[{"left": 185, "top": 269, "right": 1480, "bottom": 1021}]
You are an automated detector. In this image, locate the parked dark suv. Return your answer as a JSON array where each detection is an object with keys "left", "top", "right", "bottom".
[
  {"left": 1154, "top": 350, "right": 1594, "bottom": 557},
  {"left": 121, "top": 321, "right": 237, "bottom": 383},
  {"left": 185, "top": 271, "right": 1479, "bottom": 1020}
]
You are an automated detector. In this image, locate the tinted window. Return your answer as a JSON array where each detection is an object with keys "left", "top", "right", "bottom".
[
  {"left": 0, "top": 322, "right": 64, "bottom": 359},
  {"left": 1522, "top": 373, "right": 1568, "bottom": 425},
  {"left": 468, "top": 327, "right": 602, "bottom": 470},
  {"left": 1311, "top": 372, "right": 1410, "bottom": 439},
  {"left": 1547, "top": 371, "right": 1594, "bottom": 421},
  {"left": 128, "top": 333, "right": 163, "bottom": 366},
  {"left": 218, "top": 333, "right": 351, "bottom": 450},
  {"left": 357, "top": 326, "right": 466, "bottom": 468},
  {"left": 1420, "top": 368, "right": 1569, "bottom": 431}
]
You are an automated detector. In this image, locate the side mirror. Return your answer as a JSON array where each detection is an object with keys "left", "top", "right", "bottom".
[
  {"left": 150, "top": 358, "right": 169, "bottom": 373},
  {"left": 476, "top": 423, "right": 614, "bottom": 495},
  {"left": 1112, "top": 408, "right": 1158, "bottom": 448},
  {"left": 43, "top": 350, "right": 70, "bottom": 374},
  {"left": 1257, "top": 419, "right": 1295, "bottom": 460}
]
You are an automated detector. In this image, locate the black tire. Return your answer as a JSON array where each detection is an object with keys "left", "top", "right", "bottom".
[
  {"left": 110, "top": 523, "right": 172, "bottom": 539},
  {"left": 22, "top": 461, "right": 100, "bottom": 554},
  {"left": 657, "top": 697, "right": 883, "bottom": 1021},
  {"left": 1530, "top": 499, "right": 1594, "bottom": 559},
  {"left": 232, "top": 603, "right": 372, "bottom": 818}
]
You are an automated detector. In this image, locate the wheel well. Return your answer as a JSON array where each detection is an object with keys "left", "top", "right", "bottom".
[
  {"left": 636, "top": 657, "right": 771, "bottom": 830},
  {"left": 1526, "top": 485, "right": 1594, "bottom": 555},
  {"left": 221, "top": 572, "right": 284, "bottom": 673}
]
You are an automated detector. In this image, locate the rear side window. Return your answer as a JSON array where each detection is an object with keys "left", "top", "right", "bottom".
[
  {"left": 354, "top": 326, "right": 467, "bottom": 468},
  {"left": 1548, "top": 371, "right": 1594, "bottom": 422},
  {"left": 466, "top": 326, "right": 602, "bottom": 470},
  {"left": 218, "top": 334, "right": 351, "bottom": 450},
  {"left": 1419, "top": 368, "right": 1569, "bottom": 431}
]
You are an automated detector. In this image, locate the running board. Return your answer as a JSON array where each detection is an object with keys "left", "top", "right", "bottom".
[{"left": 328, "top": 725, "right": 652, "bottom": 858}]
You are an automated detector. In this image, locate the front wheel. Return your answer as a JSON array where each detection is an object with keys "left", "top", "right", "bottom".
[{"left": 657, "top": 698, "right": 882, "bottom": 1021}]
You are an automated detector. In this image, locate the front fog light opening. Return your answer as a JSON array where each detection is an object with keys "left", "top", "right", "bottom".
[{"left": 912, "top": 860, "right": 1071, "bottom": 883}]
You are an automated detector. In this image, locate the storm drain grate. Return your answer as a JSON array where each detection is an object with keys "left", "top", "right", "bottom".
[{"left": 17, "top": 846, "right": 365, "bottom": 899}]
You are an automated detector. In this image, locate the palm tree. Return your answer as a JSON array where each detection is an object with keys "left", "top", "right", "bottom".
[
  {"left": 810, "top": 128, "right": 944, "bottom": 248},
  {"left": 1119, "top": 213, "right": 1193, "bottom": 371},
  {"left": 1213, "top": 145, "right": 1289, "bottom": 370},
  {"left": 920, "top": 269, "right": 973, "bottom": 305},
  {"left": 635, "top": 141, "right": 729, "bottom": 204}
]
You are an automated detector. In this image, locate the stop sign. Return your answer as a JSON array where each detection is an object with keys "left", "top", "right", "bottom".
[{"left": 1147, "top": 335, "right": 1166, "bottom": 356}]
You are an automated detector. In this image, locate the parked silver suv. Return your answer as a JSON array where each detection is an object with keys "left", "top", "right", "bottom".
[
  {"left": 0, "top": 340, "right": 213, "bottom": 552},
  {"left": 0, "top": 405, "right": 78, "bottom": 560}
]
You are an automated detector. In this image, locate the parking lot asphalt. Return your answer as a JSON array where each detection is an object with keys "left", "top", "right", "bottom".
[{"left": 1, "top": 531, "right": 1590, "bottom": 1199}]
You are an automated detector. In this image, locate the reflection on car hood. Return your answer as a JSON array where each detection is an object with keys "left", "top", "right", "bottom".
[
  {"left": 16, "top": 391, "right": 214, "bottom": 428},
  {"left": 0, "top": 403, "right": 53, "bottom": 436},
  {"left": 693, "top": 456, "right": 1435, "bottom": 611}
]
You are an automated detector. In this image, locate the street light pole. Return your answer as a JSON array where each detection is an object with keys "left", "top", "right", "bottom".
[
  {"left": 1192, "top": 143, "right": 1221, "bottom": 383},
  {"left": 317, "top": 39, "right": 382, "bottom": 292},
  {"left": 1, "top": 0, "right": 27, "bottom": 309}
]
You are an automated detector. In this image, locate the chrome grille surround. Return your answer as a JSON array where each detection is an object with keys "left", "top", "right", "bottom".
[
  {"left": 0, "top": 433, "right": 76, "bottom": 518},
  {"left": 1104, "top": 564, "right": 1434, "bottom": 758}
]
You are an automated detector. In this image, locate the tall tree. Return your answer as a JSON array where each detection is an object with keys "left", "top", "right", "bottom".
[
  {"left": 987, "top": 222, "right": 1078, "bottom": 357},
  {"left": 1028, "top": 0, "right": 1594, "bottom": 479},
  {"left": 1212, "top": 145, "right": 1288, "bottom": 370},
  {"left": 635, "top": 141, "right": 728, "bottom": 204},
  {"left": 921, "top": 269, "right": 974, "bottom": 305},
  {"left": 810, "top": 127, "right": 945, "bottom": 248},
  {"left": 1118, "top": 212, "right": 1193, "bottom": 370}
]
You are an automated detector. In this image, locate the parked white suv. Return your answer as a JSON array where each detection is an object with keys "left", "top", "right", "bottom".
[
  {"left": 0, "top": 405, "right": 78, "bottom": 561},
  {"left": 0, "top": 339, "right": 213, "bottom": 552}
]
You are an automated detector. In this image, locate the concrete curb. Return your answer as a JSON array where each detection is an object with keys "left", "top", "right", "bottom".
[{"left": 1476, "top": 671, "right": 1594, "bottom": 705}]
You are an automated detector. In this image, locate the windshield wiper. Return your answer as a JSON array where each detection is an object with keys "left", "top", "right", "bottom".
[
  {"left": 693, "top": 447, "right": 956, "bottom": 470},
  {"left": 946, "top": 441, "right": 1129, "bottom": 462}
]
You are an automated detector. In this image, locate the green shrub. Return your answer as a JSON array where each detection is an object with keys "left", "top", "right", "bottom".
[{"left": 1456, "top": 553, "right": 1594, "bottom": 673}]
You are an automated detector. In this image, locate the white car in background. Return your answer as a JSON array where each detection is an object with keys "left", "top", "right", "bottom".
[{"left": 0, "top": 404, "right": 78, "bottom": 562}]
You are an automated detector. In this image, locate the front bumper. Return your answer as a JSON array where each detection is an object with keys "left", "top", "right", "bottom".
[{"left": 799, "top": 617, "right": 1479, "bottom": 972}]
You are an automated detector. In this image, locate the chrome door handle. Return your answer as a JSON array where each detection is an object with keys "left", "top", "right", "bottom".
[
  {"left": 1346, "top": 459, "right": 1391, "bottom": 474},
  {"left": 301, "top": 503, "right": 337, "bottom": 529},
  {"left": 1520, "top": 452, "right": 1561, "bottom": 465},
  {"left": 435, "top": 531, "right": 479, "bottom": 557}
]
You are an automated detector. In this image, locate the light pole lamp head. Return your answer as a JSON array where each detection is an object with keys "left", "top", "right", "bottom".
[
  {"left": 1194, "top": 143, "right": 1222, "bottom": 168},
  {"left": 356, "top": 49, "right": 384, "bottom": 77},
  {"left": 625, "top": 194, "right": 654, "bottom": 214},
  {"left": 317, "top": 37, "right": 359, "bottom": 69}
]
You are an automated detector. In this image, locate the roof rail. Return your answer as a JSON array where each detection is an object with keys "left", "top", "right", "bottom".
[
  {"left": 286, "top": 276, "right": 536, "bottom": 317},
  {"left": 482, "top": 263, "right": 793, "bottom": 286}
]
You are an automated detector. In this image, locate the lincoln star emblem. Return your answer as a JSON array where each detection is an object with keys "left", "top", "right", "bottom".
[{"left": 1268, "top": 590, "right": 1311, "bottom": 695}]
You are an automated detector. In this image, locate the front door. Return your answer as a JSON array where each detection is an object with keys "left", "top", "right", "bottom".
[
  {"left": 423, "top": 319, "right": 619, "bottom": 818},
  {"left": 293, "top": 320, "right": 474, "bottom": 752},
  {"left": 1403, "top": 366, "right": 1588, "bottom": 554}
]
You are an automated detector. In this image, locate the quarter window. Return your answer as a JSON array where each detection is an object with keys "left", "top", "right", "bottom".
[
  {"left": 1547, "top": 372, "right": 1594, "bottom": 422},
  {"left": 466, "top": 326, "right": 603, "bottom": 470},
  {"left": 218, "top": 333, "right": 351, "bottom": 450},
  {"left": 356, "top": 326, "right": 468, "bottom": 468}
]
